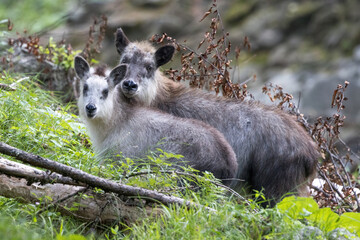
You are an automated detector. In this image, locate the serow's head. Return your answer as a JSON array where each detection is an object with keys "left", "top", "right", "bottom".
[
  {"left": 115, "top": 28, "right": 175, "bottom": 105},
  {"left": 74, "top": 56, "right": 127, "bottom": 120}
]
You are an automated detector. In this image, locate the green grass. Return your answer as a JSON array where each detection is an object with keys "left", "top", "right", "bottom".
[
  {"left": 0, "top": 72, "right": 96, "bottom": 239},
  {"left": 0, "top": 72, "right": 359, "bottom": 239},
  {"left": 0, "top": 72, "right": 93, "bottom": 168}
]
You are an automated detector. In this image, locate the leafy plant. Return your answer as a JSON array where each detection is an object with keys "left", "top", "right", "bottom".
[
  {"left": 38, "top": 37, "right": 81, "bottom": 70},
  {"left": 277, "top": 196, "right": 360, "bottom": 237}
]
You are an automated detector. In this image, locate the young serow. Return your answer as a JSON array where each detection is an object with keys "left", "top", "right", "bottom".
[
  {"left": 114, "top": 28, "right": 320, "bottom": 206},
  {"left": 74, "top": 56, "right": 238, "bottom": 187}
]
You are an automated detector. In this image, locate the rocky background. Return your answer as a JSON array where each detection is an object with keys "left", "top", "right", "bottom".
[{"left": 27, "top": 0, "right": 360, "bottom": 157}]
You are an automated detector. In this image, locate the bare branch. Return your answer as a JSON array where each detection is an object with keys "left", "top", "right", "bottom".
[
  {"left": 0, "top": 157, "right": 85, "bottom": 186},
  {"left": 10, "top": 77, "right": 29, "bottom": 88},
  {"left": 0, "top": 83, "right": 16, "bottom": 91},
  {"left": 338, "top": 137, "right": 360, "bottom": 160},
  {"left": 0, "top": 141, "right": 213, "bottom": 211}
]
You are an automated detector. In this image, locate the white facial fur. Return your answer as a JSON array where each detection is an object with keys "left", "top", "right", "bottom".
[{"left": 78, "top": 75, "right": 114, "bottom": 122}]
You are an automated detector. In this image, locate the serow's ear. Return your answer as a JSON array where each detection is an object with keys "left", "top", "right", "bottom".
[
  {"left": 109, "top": 64, "right": 127, "bottom": 88},
  {"left": 155, "top": 45, "right": 175, "bottom": 68},
  {"left": 74, "top": 56, "right": 90, "bottom": 80},
  {"left": 115, "top": 28, "right": 130, "bottom": 54}
]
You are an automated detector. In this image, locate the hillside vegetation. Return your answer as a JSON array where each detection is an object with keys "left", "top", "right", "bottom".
[{"left": 0, "top": 70, "right": 359, "bottom": 239}]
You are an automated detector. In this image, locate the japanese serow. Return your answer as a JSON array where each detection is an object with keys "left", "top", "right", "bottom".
[{"left": 114, "top": 28, "right": 319, "bottom": 206}]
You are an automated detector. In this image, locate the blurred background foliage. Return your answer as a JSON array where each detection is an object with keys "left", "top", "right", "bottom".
[{"left": 0, "top": 0, "right": 72, "bottom": 33}]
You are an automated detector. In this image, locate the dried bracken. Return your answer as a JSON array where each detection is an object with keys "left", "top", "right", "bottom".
[
  {"left": 150, "top": 0, "right": 254, "bottom": 101},
  {"left": 80, "top": 15, "right": 108, "bottom": 62},
  {"left": 310, "top": 82, "right": 359, "bottom": 213},
  {"left": 262, "top": 83, "right": 295, "bottom": 110},
  {"left": 4, "top": 15, "right": 107, "bottom": 69},
  {"left": 2, "top": 17, "right": 108, "bottom": 101},
  {"left": 264, "top": 81, "right": 359, "bottom": 213}
]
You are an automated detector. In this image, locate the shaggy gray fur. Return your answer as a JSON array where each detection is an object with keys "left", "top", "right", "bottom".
[{"left": 114, "top": 28, "right": 319, "bottom": 206}]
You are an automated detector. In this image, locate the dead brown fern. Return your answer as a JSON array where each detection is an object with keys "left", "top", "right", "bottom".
[
  {"left": 264, "top": 81, "right": 359, "bottom": 213},
  {"left": 150, "top": 0, "right": 254, "bottom": 101},
  {"left": 4, "top": 15, "right": 107, "bottom": 68},
  {"left": 80, "top": 14, "right": 108, "bottom": 63},
  {"left": 310, "top": 81, "right": 359, "bottom": 213},
  {"left": 262, "top": 83, "right": 295, "bottom": 110},
  {"left": 2, "top": 17, "right": 108, "bottom": 103}
]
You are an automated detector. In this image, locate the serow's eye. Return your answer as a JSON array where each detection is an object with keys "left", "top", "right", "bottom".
[
  {"left": 146, "top": 65, "right": 153, "bottom": 72},
  {"left": 121, "top": 57, "right": 129, "bottom": 64},
  {"left": 83, "top": 84, "right": 89, "bottom": 94},
  {"left": 101, "top": 89, "right": 109, "bottom": 99}
]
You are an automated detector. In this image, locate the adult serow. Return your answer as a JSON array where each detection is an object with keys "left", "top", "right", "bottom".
[
  {"left": 74, "top": 56, "right": 238, "bottom": 187},
  {"left": 114, "top": 28, "right": 319, "bottom": 206}
]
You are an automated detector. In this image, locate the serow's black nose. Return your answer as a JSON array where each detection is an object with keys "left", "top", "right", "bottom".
[
  {"left": 122, "top": 80, "right": 138, "bottom": 91},
  {"left": 86, "top": 104, "right": 96, "bottom": 113}
]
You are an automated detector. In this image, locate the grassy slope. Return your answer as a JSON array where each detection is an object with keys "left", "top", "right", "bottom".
[
  {"left": 0, "top": 73, "right": 359, "bottom": 239},
  {"left": 0, "top": 73, "right": 95, "bottom": 239}
]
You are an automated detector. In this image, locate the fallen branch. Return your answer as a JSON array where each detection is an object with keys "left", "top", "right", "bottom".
[
  {"left": 0, "top": 83, "right": 16, "bottom": 91},
  {"left": 0, "top": 157, "right": 85, "bottom": 186},
  {"left": 0, "top": 141, "right": 211, "bottom": 210},
  {"left": 0, "top": 174, "right": 156, "bottom": 223}
]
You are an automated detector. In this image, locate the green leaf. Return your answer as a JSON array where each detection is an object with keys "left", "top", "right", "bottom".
[
  {"left": 111, "top": 225, "right": 119, "bottom": 235},
  {"left": 277, "top": 196, "right": 319, "bottom": 219},
  {"left": 90, "top": 58, "right": 99, "bottom": 64},
  {"left": 56, "top": 234, "right": 88, "bottom": 240},
  {"left": 338, "top": 212, "right": 360, "bottom": 237},
  {"left": 307, "top": 207, "right": 340, "bottom": 232}
]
